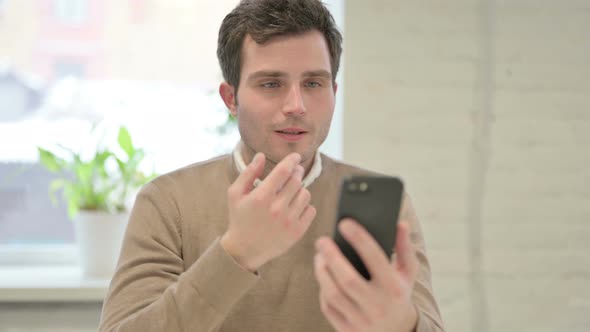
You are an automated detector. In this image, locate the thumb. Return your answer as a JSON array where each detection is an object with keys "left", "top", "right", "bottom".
[{"left": 234, "top": 152, "right": 265, "bottom": 194}]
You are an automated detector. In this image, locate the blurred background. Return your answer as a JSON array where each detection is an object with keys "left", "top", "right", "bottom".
[{"left": 0, "top": 0, "right": 588, "bottom": 331}]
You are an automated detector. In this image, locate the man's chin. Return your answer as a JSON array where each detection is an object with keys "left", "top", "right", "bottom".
[{"left": 267, "top": 147, "right": 313, "bottom": 165}]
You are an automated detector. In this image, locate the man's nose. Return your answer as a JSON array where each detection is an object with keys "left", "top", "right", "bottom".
[{"left": 282, "top": 85, "right": 306, "bottom": 116}]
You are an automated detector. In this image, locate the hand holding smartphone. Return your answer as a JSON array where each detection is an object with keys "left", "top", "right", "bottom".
[{"left": 333, "top": 175, "right": 404, "bottom": 280}]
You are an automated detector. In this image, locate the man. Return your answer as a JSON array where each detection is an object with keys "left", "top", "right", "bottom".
[{"left": 99, "top": 1, "right": 445, "bottom": 331}]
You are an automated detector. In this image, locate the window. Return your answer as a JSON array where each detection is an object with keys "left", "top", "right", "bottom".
[
  {"left": 0, "top": 77, "right": 32, "bottom": 121},
  {"left": 55, "top": 0, "right": 88, "bottom": 25},
  {"left": 54, "top": 59, "right": 86, "bottom": 78},
  {"left": 0, "top": 0, "right": 344, "bottom": 268}
]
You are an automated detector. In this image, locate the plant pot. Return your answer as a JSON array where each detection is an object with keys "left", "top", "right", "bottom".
[{"left": 73, "top": 210, "right": 128, "bottom": 279}]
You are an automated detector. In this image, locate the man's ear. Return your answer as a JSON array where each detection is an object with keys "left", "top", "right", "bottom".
[
  {"left": 332, "top": 81, "right": 338, "bottom": 95},
  {"left": 219, "top": 82, "right": 238, "bottom": 117}
]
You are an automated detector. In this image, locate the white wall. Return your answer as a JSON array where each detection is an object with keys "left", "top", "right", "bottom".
[{"left": 344, "top": 0, "right": 590, "bottom": 331}]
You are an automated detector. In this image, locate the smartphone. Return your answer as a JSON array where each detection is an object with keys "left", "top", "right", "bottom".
[{"left": 333, "top": 175, "right": 404, "bottom": 280}]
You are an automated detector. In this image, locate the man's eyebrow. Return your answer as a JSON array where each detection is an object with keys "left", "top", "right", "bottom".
[
  {"left": 302, "top": 70, "right": 332, "bottom": 79},
  {"left": 247, "top": 71, "right": 288, "bottom": 81},
  {"left": 246, "top": 69, "right": 333, "bottom": 81}
]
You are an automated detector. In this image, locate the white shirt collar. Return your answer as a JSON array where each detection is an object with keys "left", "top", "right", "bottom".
[{"left": 233, "top": 142, "right": 322, "bottom": 188}]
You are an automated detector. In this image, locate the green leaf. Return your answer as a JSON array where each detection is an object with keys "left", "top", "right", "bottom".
[
  {"left": 118, "top": 127, "right": 135, "bottom": 158},
  {"left": 125, "top": 149, "right": 145, "bottom": 175},
  {"left": 75, "top": 162, "right": 93, "bottom": 185},
  {"left": 95, "top": 150, "right": 112, "bottom": 178},
  {"left": 115, "top": 157, "right": 126, "bottom": 175},
  {"left": 48, "top": 179, "right": 66, "bottom": 205},
  {"left": 55, "top": 144, "right": 83, "bottom": 172},
  {"left": 38, "top": 148, "right": 63, "bottom": 172},
  {"left": 63, "top": 183, "right": 80, "bottom": 219},
  {"left": 95, "top": 150, "right": 112, "bottom": 166},
  {"left": 55, "top": 144, "right": 77, "bottom": 158},
  {"left": 67, "top": 200, "right": 79, "bottom": 219},
  {"left": 39, "top": 124, "right": 158, "bottom": 215}
]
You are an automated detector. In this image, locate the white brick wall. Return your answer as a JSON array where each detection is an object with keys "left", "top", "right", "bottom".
[{"left": 344, "top": 0, "right": 590, "bottom": 331}]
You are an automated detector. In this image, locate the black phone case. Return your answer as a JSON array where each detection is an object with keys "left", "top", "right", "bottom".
[{"left": 334, "top": 175, "right": 404, "bottom": 280}]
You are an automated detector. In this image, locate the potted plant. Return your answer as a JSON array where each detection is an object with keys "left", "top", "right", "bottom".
[{"left": 38, "top": 126, "right": 156, "bottom": 279}]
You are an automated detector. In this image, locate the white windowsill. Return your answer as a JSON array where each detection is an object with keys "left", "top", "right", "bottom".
[{"left": 0, "top": 265, "right": 109, "bottom": 302}]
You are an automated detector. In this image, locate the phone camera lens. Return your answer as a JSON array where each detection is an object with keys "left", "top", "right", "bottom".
[
  {"left": 360, "top": 182, "right": 368, "bottom": 192},
  {"left": 348, "top": 183, "right": 357, "bottom": 191}
]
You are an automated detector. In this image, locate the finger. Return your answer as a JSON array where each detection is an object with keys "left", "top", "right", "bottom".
[
  {"left": 338, "top": 219, "right": 392, "bottom": 282},
  {"left": 287, "top": 186, "right": 310, "bottom": 221},
  {"left": 315, "top": 237, "right": 373, "bottom": 308},
  {"left": 275, "top": 165, "right": 304, "bottom": 208},
  {"left": 291, "top": 205, "right": 316, "bottom": 237},
  {"left": 314, "top": 254, "right": 367, "bottom": 330},
  {"left": 321, "top": 299, "right": 353, "bottom": 332},
  {"left": 257, "top": 153, "right": 301, "bottom": 197},
  {"left": 229, "top": 152, "right": 265, "bottom": 196},
  {"left": 394, "top": 221, "right": 419, "bottom": 282}
]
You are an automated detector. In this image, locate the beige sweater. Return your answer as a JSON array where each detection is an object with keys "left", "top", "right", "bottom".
[{"left": 99, "top": 154, "right": 445, "bottom": 332}]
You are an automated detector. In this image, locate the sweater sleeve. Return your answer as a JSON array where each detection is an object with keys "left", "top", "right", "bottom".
[
  {"left": 401, "top": 193, "right": 446, "bottom": 332},
  {"left": 98, "top": 181, "right": 259, "bottom": 332}
]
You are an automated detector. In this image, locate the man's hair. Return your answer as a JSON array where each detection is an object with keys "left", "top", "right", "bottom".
[{"left": 217, "top": 0, "right": 343, "bottom": 90}]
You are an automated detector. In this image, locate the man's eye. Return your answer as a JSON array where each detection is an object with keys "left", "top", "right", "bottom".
[
  {"left": 261, "top": 82, "right": 280, "bottom": 88},
  {"left": 305, "top": 81, "right": 321, "bottom": 88}
]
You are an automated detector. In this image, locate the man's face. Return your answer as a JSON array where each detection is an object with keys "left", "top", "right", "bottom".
[{"left": 222, "top": 30, "right": 337, "bottom": 167}]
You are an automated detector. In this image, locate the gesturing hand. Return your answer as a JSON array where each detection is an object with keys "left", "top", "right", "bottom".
[
  {"left": 314, "top": 219, "right": 419, "bottom": 332},
  {"left": 221, "top": 152, "right": 317, "bottom": 272}
]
